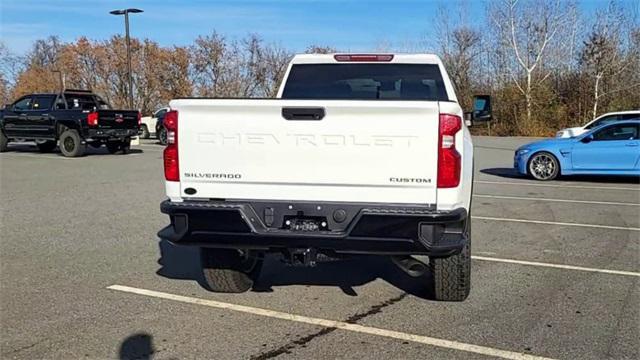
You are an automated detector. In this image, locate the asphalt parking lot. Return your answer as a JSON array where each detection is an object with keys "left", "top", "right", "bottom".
[{"left": 1, "top": 136, "right": 638, "bottom": 360}]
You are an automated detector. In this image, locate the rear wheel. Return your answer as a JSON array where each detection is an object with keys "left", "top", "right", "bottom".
[
  {"left": 429, "top": 221, "right": 471, "bottom": 301},
  {"left": 36, "top": 140, "right": 57, "bottom": 153},
  {"left": 528, "top": 151, "right": 559, "bottom": 181},
  {"left": 106, "top": 141, "right": 120, "bottom": 154},
  {"left": 0, "top": 131, "right": 8, "bottom": 152},
  {"left": 120, "top": 138, "right": 131, "bottom": 154},
  {"left": 59, "top": 129, "right": 86, "bottom": 157},
  {"left": 140, "top": 124, "right": 150, "bottom": 139},
  {"left": 158, "top": 127, "right": 167, "bottom": 145},
  {"left": 200, "top": 248, "right": 263, "bottom": 293}
]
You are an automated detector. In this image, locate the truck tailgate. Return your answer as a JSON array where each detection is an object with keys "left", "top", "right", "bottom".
[
  {"left": 172, "top": 99, "right": 440, "bottom": 204},
  {"left": 96, "top": 110, "right": 139, "bottom": 129}
]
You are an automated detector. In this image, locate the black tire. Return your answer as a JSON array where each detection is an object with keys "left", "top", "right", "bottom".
[
  {"left": 59, "top": 129, "right": 86, "bottom": 157},
  {"left": 140, "top": 124, "right": 150, "bottom": 139},
  {"left": 106, "top": 141, "right": 120, "bottom": 154},
  {"left": 36, "top": 140, "right": 57, "bottom": 153},
  {"left": 120, "top": 138, "right": 131, "bottom": 154},
  {"left": 106, "top": 139, "right": 131, "bottom": 154},
  {"left": 200, "top": 248, "right": 263, "bottom": 293},
  {"left": 0, "top": 131, "right": 8, "bottom": 152},
  {"left": 429, "top": 221, "right": 471, "bottom": 301},
  {"left": 528, "top": 151, "right": 560, "bottom": 181},
  {"left": 158, "top": 127, "right": 167, "bottom": 145}
]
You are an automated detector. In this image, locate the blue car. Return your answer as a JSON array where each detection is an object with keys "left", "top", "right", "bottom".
[{"left": 514, "top": 120, "right": 640, "bottom": 180}]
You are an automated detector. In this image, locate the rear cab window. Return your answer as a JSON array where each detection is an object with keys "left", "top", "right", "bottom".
[
  {"left": 281, "top": 64, "right": 449, "bottom": 100},
  {"left": 55, "top": 96, "right": 67, "bottom": 109},
  {"left": 95, "top": 96, "right": 111, "bottom": 110},
  {"left": 64, "top": 93, "right": 99, "bottom": 111},
  {"left": 32, "top": 95, "right": 55, "bottom": 111}
]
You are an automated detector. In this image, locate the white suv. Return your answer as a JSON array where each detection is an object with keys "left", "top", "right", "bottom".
[
  {"left": 556, "top": 110, "right": 640, "bottom": 138},
  {"left": 139, "top": 107, "right": 169, "bottom": 139}
]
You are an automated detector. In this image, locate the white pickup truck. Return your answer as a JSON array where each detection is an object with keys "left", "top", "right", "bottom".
[{"left": 158, "top": 54, "right": 491, "bottom": 301}]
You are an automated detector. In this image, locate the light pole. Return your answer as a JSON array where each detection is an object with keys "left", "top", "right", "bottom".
[{"left": 109, "top": 8, "right": 143, "bottom": 109}]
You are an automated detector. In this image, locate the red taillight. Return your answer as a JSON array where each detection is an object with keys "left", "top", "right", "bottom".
[
  {"left": 437, "top": 114, "right": 462, "bottom": 188},
  {"left": 137, "top": 111, "right": 142, "bottom": 126},
  {"left": 163, "top": 110, "right": 179, "bottom": 181},
  {"left": 87, "top": 112, "right": 99, "bottom": 126},
  {"left": 334, "top": 54, "right": 394, "bottom": 62}
]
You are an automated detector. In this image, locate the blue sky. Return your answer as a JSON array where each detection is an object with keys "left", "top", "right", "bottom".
[{"left": 0, "top": 0, "right": 626, "bottom": 54}]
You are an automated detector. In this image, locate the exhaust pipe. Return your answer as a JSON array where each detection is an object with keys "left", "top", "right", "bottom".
[{"left": 391, "top": 256, "right": 428, "bottom": 277}]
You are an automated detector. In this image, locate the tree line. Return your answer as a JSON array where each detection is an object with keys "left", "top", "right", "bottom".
[
  {"left": 1, "top": 0, "right": 638, "bottom": 136},
  {"left": 0, "top": 33, "right": 292, "bottom": 116}
]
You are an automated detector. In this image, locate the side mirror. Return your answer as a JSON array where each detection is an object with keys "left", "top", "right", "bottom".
[
  {"left": 580, "top": 135, "right": 593, "bottom": 144},
  {"left": 472, "top": 95, "right": 492, "bottom": 122}
]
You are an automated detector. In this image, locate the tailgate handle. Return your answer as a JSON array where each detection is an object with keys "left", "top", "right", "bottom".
[{"left": 282, "top": 107, "right": 325, "bottom": 121}]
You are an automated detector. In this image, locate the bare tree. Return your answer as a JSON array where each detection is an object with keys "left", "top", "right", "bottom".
[
  {"left": 436, "top": 2, "right": 482, "bottom": 110},
  {"left": 489, "top": 0, "right": 575, "bottom": 124},
  {"left": 28, "top": 36, "right": 62, "bottom": 68},
  {"left": 256, "top": 42, "right": 292, "bottom": 97},
  {"left": 11, "top": 37, "right": 64, "bottom": 97},
  {"left": 0, "top": 42, "right": 25, "bottom": 103},
  {"left": 190, "top": 33, "right": 292, "bottom": 98},
  {"left": 580, "top": 2, "right": 640, "bottom": 118},
  {"left": 304, "top": 45, "right": 337, "bottom": 54},
  {"left": 190, "top": 32, "right": 227, "bottom": 97},
  {"left": 157, "top": 46, "right": 192, "bottom": 103}
]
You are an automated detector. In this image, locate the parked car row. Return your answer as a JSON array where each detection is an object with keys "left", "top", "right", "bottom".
[
  {"left": 516, "top": 110, "right": 640, "bottom": 180},
  {"left": 1, "top": 87, "right": 637, "bottom": 181},
  {"left": 555, "top": 111, "right": 640, "bottom": 138}
]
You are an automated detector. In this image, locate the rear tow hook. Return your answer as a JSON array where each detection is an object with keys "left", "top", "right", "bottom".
[{"left": 283, "top": 248, "right": 319, "bottom": 267}]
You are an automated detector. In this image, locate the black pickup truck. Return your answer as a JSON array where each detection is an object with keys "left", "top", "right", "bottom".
[{"left": 0, "top": 90, "right": 140, "bottom": 157}]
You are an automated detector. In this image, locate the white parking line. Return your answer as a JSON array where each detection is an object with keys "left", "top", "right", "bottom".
[
  {"left": 474, "top": 180, "right": 640, "bottom": 191},
  {"left": 474, "top": 194, "right": 640, "bottom": 206},
  {"left": 107, "top": 285, "right": 555, "bottom": 360},
  {"left": 472, "top": 256, "right": 640, "bottom": 277},
  {"left": 473, "top": 216, "right": 640, "bottom": 231},
  {"left": 1, "top": 151, "right": 147, "bottom": 159},
  {"left": 136, "top": 144, "right": 164, "bottom": 149}
]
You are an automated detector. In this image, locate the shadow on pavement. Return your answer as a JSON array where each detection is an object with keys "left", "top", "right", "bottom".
[
  {"left": 156, "top": 239, "right": 435, "bottom": 300},
  {"left": 480, "top": 167, "right": 523, "bottom": 179},
  {"left": 119, "top": 332, "right": 154, "bottom": 360},
  {"left": 3, "top": 144, "right": 144, "bottom": 156},
  {"left": 254, "top": 255, "right": 434, "bottom": 299},
  {"left": 156, "top": 239, "right": 207, "bottom": 288},
  {"left": 481, "top": 167, "right": 640, "bottom": 184}
]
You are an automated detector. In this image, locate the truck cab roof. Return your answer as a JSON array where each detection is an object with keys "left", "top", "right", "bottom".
[
  {"left": 278, "top": 53, "right": 456, "bottom": 102},
  {"left": 289, "top": 53, "right": 444, "bottom": 65}
]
